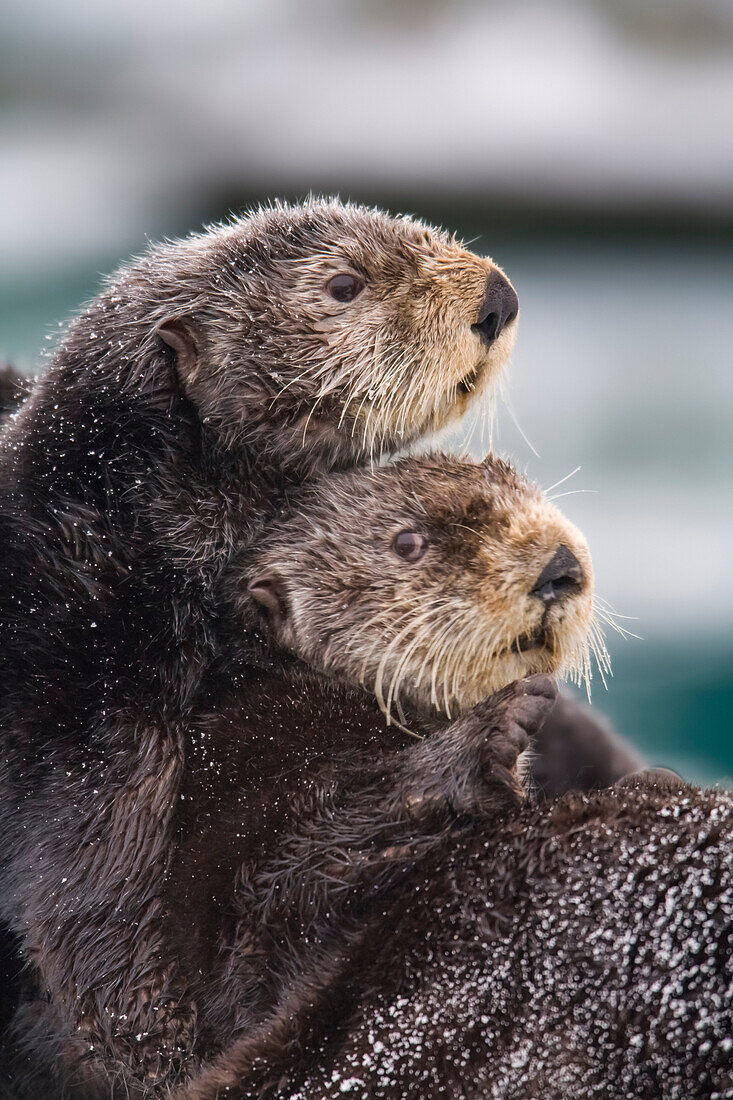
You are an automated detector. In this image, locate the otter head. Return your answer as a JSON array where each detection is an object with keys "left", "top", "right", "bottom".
[
  {"left": 240, "top": 455, "right": 598, "bottom": 724},
  {"left": 144, "top": 200, "right": 517, "bottom": 470}
]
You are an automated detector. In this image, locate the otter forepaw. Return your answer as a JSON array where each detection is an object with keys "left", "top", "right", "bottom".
[
  {"left": 462, "top": 668, "right": 554, "bottom": 800},
  {"left": 476, "top": 674, "right": 558, "bottom": 773},
  {"left": 401, "top": 675, "right": 557, "bottom": 828}
]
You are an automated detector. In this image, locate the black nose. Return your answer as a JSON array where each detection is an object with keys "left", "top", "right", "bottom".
[
  {"left": 530, "top": 546, "right": 584, "bottom": 605},
  {"left": 472, "top": 270, "right": 519, "bottom": 347}
]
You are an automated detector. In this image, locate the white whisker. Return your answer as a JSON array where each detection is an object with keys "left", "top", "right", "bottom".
[
  {"left": 547, "top": 489, "right": 598, "bottom": 503},
  {"left": 544, "top": 466, "right": 582, "bottom": 495},
  {"left": 501, "top": 391, "right": 540, "bottom": 458}
]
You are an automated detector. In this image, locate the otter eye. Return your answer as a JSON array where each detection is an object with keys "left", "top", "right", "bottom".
[
  {"left": 326, "top": 273, "right": 365, "bottom": 303},
  {"left": 392, "top": 530, "right": 428, "bottom": 562}
]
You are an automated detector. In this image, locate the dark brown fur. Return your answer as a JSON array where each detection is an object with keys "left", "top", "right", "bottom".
[
  {"left": 160, "top": 667, "right": 555, "bottom": 1070},
  {"left": 176, "top": 780, "right": 733, "bottom": 1100},
  {"left": 0, "top": 201, "right": 516, "bottom": 1092},
  {"left": 0, "top": 447, "right": 584, "bottom": 1096}
]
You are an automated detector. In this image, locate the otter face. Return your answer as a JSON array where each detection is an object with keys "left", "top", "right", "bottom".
[
  {"left": 152, "top": 200, "right": 517, "bottom": 469},
  {"left": 242, "top": 455, "right": 597, "bottom": 724}
]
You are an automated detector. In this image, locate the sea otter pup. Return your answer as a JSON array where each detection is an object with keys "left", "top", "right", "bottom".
[
  {"left": 0, "top": 202, "right": 519, "bottom": 1089},
  {"left": 161, "top": 459, "right": 730, "bottom": 1100},
  {"left": 1, "top": 453, "right": 593, "bottom": 1096},
  {"left": 157, "top": 454, "right": 593, "bottom": 1084}
]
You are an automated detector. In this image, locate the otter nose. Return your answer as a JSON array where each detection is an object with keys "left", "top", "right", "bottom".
[
  {"left": 472, "top": 271, "right": 519, "bottom": 346},
  {"left": 530, "top": 546, "right": 584, "bottom": 605}
]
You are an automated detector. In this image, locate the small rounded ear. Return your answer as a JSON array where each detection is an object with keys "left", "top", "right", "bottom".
[
  {"left": 247, "top": 572, "right": 289, "bottom": 632},
  {"left": 157, "top": 318, "right": 200, "bottom": 389}
]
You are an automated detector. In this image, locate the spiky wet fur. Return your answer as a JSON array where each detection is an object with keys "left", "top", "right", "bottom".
[
  {"left": 0, "top": 445, "right": 590, "bottom": 1096},
  {"left": 0, "top": 200, "right": 516, "bottom": 1092},
  {"left": 176, "top": 780, "right": 733, "bottom": 1100},
  {"left": 158, "top": 672, "right": 558, "bottom": 1100}
]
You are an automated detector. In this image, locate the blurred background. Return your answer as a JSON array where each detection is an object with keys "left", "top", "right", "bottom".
[{"left": 1, "top": 0, "right": 731, "bottom": 782}]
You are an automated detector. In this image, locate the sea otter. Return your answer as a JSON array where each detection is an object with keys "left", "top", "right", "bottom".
[
  {"left": 0, "top": 201, "right": 519, "bottom": 1090},
  {"left": 1, "top": 452, "right": 593, "bottom": 1095},
  {"left": 150, "top": 457, "right": 726, "bottom": 1100}
]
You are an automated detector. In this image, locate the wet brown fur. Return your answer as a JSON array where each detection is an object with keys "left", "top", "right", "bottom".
[
  {"left": 1, "top": 453, "right": 587, "bottom": 1095},
  {"left": 0, "top": 200, "right": 518, "bottom": 1093},
  {"left": 161, "top": 669, "right": 557, "bottom": 1076},
  {"left": 176, "top": 780, "right": 733, "bottom": 1100}
]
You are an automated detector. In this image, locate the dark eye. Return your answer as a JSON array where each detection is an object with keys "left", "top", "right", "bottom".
[
  {"left": 392, "top": 530, "right": 428, "bottom": 562},
  {"left": 326, "top": 273, "right": 365, "bottom": 303}
]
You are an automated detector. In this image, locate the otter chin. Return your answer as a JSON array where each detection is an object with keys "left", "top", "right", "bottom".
[{"left": 241, "top": 453, "right": 597, "bottom": 725}]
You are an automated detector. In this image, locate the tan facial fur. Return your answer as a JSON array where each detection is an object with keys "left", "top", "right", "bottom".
[
  {"left": 116, "top": 200, "right": 517, "bottom": 471},
  {"left": 240, "top": 455, "right": 600, "bottom": 725},
  {"left": 283, "top": 234, "right": 517, "bottom": 453}
]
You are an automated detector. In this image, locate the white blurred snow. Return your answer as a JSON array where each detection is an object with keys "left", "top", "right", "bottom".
[{"left": 2, "top": 0, "right": 733, "bottom": 275}]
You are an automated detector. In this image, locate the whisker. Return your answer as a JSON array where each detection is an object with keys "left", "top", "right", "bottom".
[
  {"left": 544, "top": 466, "right": 582, "bottom": 495},
  {"left": 501, "top": 389, "right": 540, "bottom": 458},
  {"left": 547, "top": 489, "right": 598, "bottom": 503},
  {"left": 592, "top": 597, "right": 642, "bottom": 641}
]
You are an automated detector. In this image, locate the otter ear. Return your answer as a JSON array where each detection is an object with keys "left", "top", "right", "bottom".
[
  {"left": 247, "top": 571, "right": 289, "bottom": 632},
  {"left": 157, "top": 318, "right": 200, "bottom": 389}
]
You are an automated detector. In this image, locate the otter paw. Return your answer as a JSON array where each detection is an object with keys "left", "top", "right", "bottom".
[
  {"left": 460, "top": 675, "right": 558, "bottom": 811},
  {"left": 473, "top": 673, "right": 557, "bottom": 764},
  {"left": 402, "top": 676, "right": 557, "bottom": 827}
]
